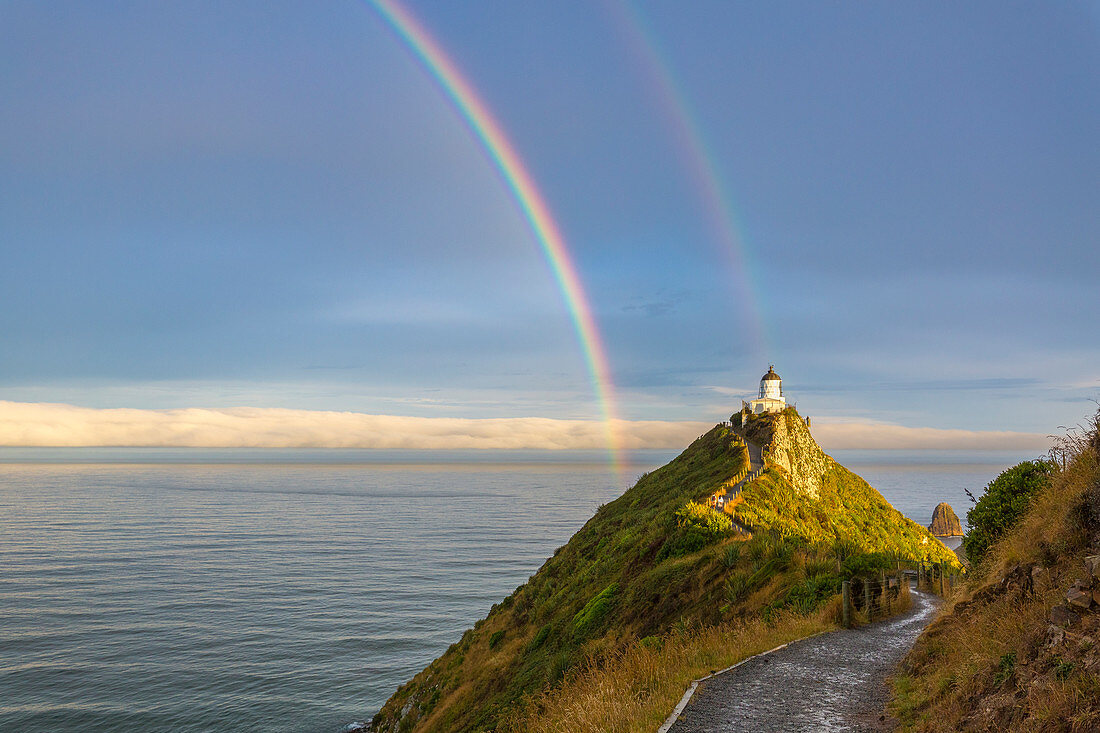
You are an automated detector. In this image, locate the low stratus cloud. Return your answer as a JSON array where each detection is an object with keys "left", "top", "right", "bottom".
[
  {"left": 0, "top": 401, "right": 1049, "bottom": 452},
  {"left": 0, "top": 401, "right": 709, "bottom": 450},
  {"left": 812, "top": 420, "right": 1049, "bottom": 451}
]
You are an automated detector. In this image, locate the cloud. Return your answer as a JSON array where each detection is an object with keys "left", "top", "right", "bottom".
[
  {"left": 812, "top": 419, "right": 1049, "bottom": 451},
  {"left": 0, "top": 401, "right": 1052, "bottom": 452},
  {"left": 0, "top": 401, "right": 709, "bottom": 451}
]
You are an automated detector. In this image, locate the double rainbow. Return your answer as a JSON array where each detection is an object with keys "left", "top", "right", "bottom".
[{"left": 367, "top": 0, "right": 622, "bottom": 471}]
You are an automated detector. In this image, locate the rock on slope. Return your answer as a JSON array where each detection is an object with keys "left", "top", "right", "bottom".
[{"left": 366, "top": 408, "right": 957, "bottom": 733}]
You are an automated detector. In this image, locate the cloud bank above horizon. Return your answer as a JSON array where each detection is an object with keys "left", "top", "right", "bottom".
[
  {"left": 0, "top": 401, "right": 1050, "bottom": 452},
  {"left": 811, "top": 420, "right": 1050, "bottom": 452}
]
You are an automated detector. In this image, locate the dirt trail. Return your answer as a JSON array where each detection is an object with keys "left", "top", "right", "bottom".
[{"left": 667, "top": 589, "right": 940, "bottom": 732}]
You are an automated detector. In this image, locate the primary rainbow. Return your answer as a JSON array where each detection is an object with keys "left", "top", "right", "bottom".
[{"left": 366, "top": 0, "right": 623, "bottom": 472}]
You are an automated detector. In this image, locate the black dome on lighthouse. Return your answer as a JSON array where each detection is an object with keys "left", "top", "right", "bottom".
[{"left": 761, "top": 365, "right": 781, "bottom": 382}]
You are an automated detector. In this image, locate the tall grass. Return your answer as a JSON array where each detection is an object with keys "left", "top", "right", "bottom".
[
  {"left": 889, "top": 410, "right": 1100, "bottom": 731},
  {"left": 500, "top": 611, "right": 833, "bottom": 733}
]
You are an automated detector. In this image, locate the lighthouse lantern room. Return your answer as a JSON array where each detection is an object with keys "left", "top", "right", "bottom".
[{"left": 743, "top": 365, "right": 787, "bottom": 415}]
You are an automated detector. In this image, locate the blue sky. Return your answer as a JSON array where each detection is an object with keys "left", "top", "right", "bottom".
[{"left": 1, "top": 1, "right": 1097, "bottom": 447}]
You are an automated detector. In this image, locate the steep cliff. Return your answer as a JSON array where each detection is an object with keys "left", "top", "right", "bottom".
[
  {"left": 367, "top": 409, "right": 958, "bottom": 732},
  {"left": 742, "top": 408, "right": 833, "bottom": 498}
]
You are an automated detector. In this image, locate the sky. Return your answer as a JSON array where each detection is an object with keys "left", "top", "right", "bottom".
[{"left": 1, "top": 1, "right": 1097, "bottom": 451}]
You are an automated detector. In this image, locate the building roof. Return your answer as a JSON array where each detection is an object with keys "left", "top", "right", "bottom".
[{"left": 761, "top": 365, "right": 781, "bottom": 382}]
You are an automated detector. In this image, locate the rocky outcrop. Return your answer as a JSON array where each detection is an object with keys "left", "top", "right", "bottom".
[
  {"left": 927, "top": 502, "right": 963, "bottom": 537},
  {"left": 742, "top": 409, "right": 833, "bottom": 499}
]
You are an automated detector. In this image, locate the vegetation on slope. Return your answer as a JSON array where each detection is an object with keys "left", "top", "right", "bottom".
[
  {"left": 963, "top": 459, "right": 1056, "bottom": 564},
  {"left": 736, "top": 466, "right": 954, "bottom": 562},
  {"left": 891, "top": 410, "right": 1100, "bottom": 731},
  {"left": 502, "top": 610, "right": 832, "bottom": 733},
  {"left": 503, "top": 538, "right": 916, "bottom": 733},
  {"left": 368, "top": 409, "right": 956, "bottom": 732},
  {"left": 735, "top": 409, "right": 960, "bottom": 565}
]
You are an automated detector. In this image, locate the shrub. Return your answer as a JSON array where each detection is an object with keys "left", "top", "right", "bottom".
[
  {"left": 675, "top": 500, "right": 733, "bottom": 535},
  {"left": 964, "top": 460, "right": 1056, "bottom": 564},
  {"left": 725, "top": 572, "right": 753, "bottom": 603},
  {"left": 656, "top": 501, "right": 734, "bottom": 560},
  {"left": 573, "top": 583, "right": 619, "bottom": 637},
  {"left": 489, "top": 630, "right": 506, "bottom": 649},
  {"left": 841, "top": 551, "right": 895, "bottom": 579},
  {"left": 777, "top": 574, "right": 840, "bottom": 614},
  {"left": 721, "top": 542, "right": 743, "bottom": 568},
  {"left": 994, "top": 652, "right": 1015, "bottom": 686},
  {"left": 527, "top": 624, "right": 551, "bottom": 651}
]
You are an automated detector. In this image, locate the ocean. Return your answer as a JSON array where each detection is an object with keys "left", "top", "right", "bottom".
[{"left": 0, "top": 448, "right": 1035, "bottom": 731}]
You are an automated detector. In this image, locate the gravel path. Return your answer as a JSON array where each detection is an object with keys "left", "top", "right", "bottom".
[{"left": 667, "top": 588, "right": 941, "bottom": 732}]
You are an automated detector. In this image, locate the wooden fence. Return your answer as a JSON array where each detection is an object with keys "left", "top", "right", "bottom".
[{"left": 841, "top": 571, "right": 905, "bottom": 628}]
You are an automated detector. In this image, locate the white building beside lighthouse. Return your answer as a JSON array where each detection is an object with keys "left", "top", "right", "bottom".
[{"left": 743, "top": 365, "right": 787, "bottom": 415}]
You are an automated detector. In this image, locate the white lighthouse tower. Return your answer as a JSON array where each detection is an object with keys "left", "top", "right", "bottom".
[{"left": 743, "top": 364, "right": 787, "bottom": 415}]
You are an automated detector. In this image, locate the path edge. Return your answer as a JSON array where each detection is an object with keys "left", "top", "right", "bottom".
[{"left": 655, "top": 629, "right": 832, "bottom": 733}]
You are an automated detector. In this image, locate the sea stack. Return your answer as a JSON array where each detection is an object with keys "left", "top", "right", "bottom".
[{"left": 928, "top": 502, "right": 963, "bottom": 537}]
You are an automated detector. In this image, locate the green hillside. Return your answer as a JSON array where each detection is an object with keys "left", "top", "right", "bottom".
[{"left": 367, "top": 408, "right": 958, "bottom": 732}]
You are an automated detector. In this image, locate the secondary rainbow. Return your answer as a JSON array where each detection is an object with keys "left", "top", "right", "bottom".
[
  {"left": 366, "top": 0, "right": 623, "bottom": 470},
  {"left": 611, "top": 0, "right": 769, "bottom": 360}
]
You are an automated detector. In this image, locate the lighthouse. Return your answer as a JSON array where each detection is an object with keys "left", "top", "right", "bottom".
[{"left": 743, "top": 365, "right": 787, "bottom": 415}]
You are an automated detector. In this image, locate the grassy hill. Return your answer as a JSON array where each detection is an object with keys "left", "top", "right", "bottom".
[
  {"left": 891, "top": 412, "right": 1100, "bottom": 731},
  {"left": 367, "top": 408, "right": 958, "bottom": 732}
]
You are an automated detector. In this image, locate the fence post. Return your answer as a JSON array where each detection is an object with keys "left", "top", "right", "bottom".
[
  {"left": 842, "top": 580, "right": 851, "bottom": 628},
  {"left": 864, "top": 577, "right": 873, "bottom": 622},
  {"left": 939, "top": 563, "right": 945, "bottom": 597},
  {"left": 880, "top": 570, "right": 886, "bottom": 612}
]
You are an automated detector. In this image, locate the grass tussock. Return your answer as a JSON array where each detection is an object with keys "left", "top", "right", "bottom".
[
  {"left": 500, "top": 611, "right": 833, "bottom": 733},
  {"left": 890, "top": 409, "right": 1100, "bottom": 732}
]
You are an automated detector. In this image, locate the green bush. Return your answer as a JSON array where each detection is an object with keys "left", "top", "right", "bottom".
[
  {"left": 842, "top": 551, "right": 895, "bottom": 578},
  {"left": 963, "top": 460, "right": 1055, "bottom": 564},
  {"left": 725, "top": 571, "right": 754, "bottom": 603},
  {"left": 526, "top": 624, "right": 551, "bottom": 651},
  {"left": 573, "top": 583, "right": 619, "bottom": 637},
  {"left": 777, "top": 574, "right": 840, "bottom": 614},
  {"left": 488, "top": 630, "right": 505, "bottom": 649},
  {"left": 675, "top": 500, "right": 733, "bottom": 535},
  {"left": 656, "top": 501, "right": 734, "bottom": 560}
]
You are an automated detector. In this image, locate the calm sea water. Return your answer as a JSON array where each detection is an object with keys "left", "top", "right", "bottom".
[{"left": 0, "top": 448, "right": 1033, "bottom": 731}]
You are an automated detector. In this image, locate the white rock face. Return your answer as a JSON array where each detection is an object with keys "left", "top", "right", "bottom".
[{"left": 764, "top": 411, "right": 833, "bottom": 499}]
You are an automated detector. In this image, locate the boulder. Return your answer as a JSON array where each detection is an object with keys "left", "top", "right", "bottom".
[
  {"left": 928, "top": 502, "right": 963, "bottom": 537},
  {"left": 1066, "top": 586, "right": 1093, "bottom": 610},
  {"left": 1084, "top": 555, "right": 1100, "bottom": 580},
  {"left": 1051, "top": 604, "right": 1078, "bottom": 627}
]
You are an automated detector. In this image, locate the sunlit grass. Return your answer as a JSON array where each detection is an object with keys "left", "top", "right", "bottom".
[{"left": 500, "top": 611, "right": 833, "bottom": 733}]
